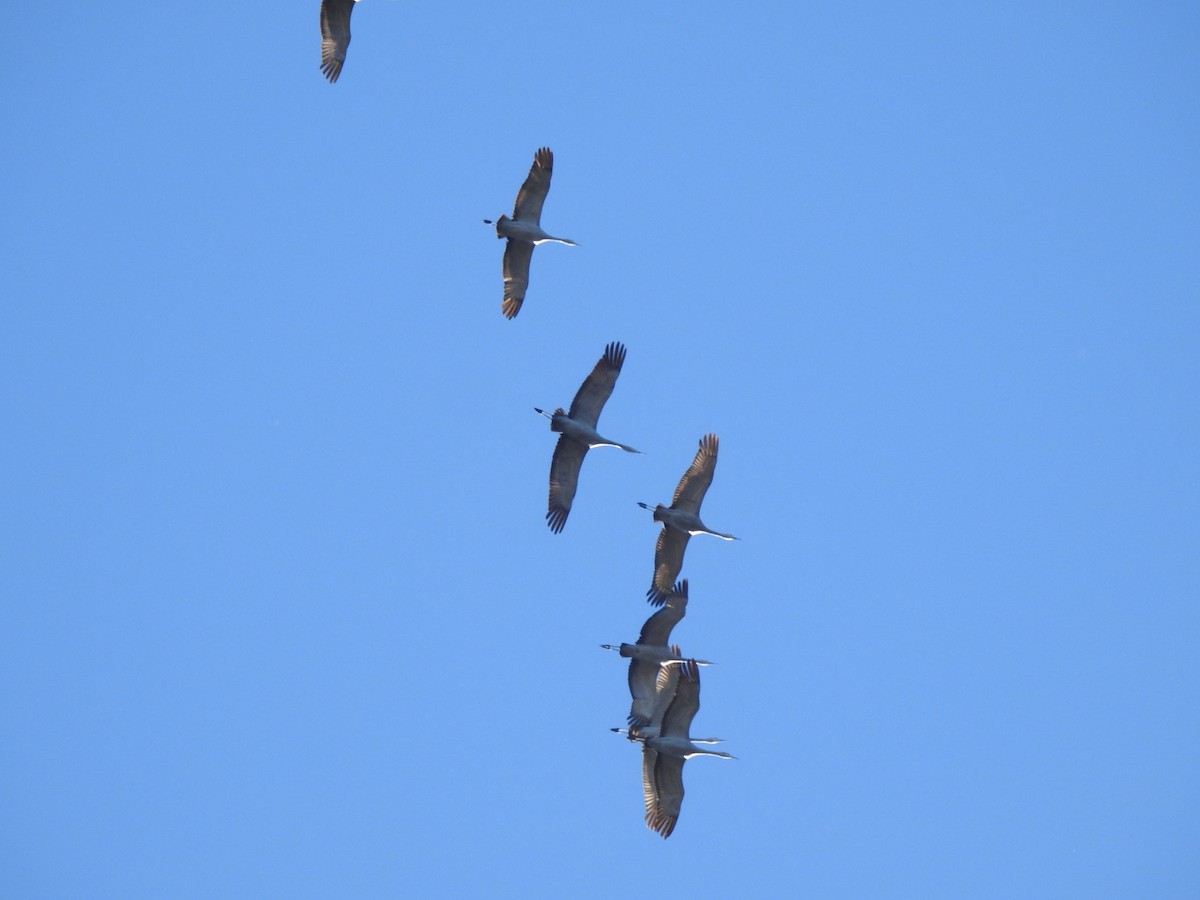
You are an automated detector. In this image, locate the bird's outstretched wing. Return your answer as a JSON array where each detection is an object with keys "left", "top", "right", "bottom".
[
  {"left": 647, "top": 529, "right": 689, "bottom": 605},
  {"left": 638, "top": 580, "right": 688, "bottom": 643},
  {"left": 672, "top": 433, "right": 719, "bottom": 513},
  {"left": 546, "top": 434, "right": 588, "bottom": 533},
  {"left": 319, "top": 0, "right": 355, "bottom": 83},
  {"left": 501, "top": 240, "right": 534, "bottom": 319},
  {"left": 659, "top": 659, "right": 702, "bottom": 737},
  {"left": 646, "top": 751, "right": 684, "bottom": 838},
  {"left": 512, "top": 147, "right": 554, "bottom": 224},
  {"left": 567, "top": 341, "right": 625, "bottom": 427}
]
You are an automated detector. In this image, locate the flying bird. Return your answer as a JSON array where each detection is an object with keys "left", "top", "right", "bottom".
[
  {"left": 536, "top": 341, "right": 641, "bottom": 533},
  {"left": 484, "top": 147, "right": 577, "bottom": 319},
  {"left": 640, "top": 434, "right": 738, "bottom": 605},
  {"left": 614, "top": 660, "right": 735, "bottom": 839},
  {"left": 601, "top": 581, "right": 713, "bottom": 734},
  {"left": 319, "top": 0, "right": 359, "bottom": 83}
]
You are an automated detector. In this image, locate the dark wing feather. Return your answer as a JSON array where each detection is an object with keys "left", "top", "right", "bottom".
[
  {"left": 641, "top": 746, "right": 664, "bottom": 832},
  {"left": 567, "top": 341, "right": 625, "bottom": 428},
  {"left": 647, "top": 528, "right": 690, "bottom": 605},
  {"left": 643, "top": 658, "right": 682, "bottom": 733},
  {"left": 660, "top": 660, "right": 701, "bottom": 738},
  {"left": 626, "top": 657, "right": 657, "bottom": 727},
  {"left": 512, "top": 147, "right": 554, "bottom": 224},
  {"left": 501, "top": 240, "right": 534, "bottom": 319},
  {"left": 648, "top": 753, "right": 684, "bottom": 838},
  {"left": 319, "top": 0, "right": 354, "bottom": 83},
  {"left": 637, "top": 580, "right": 688, "bottom": 645},
  {"left": 672, "top": 433, "right": 719, "bottom": 513},
  {"left": 546, "top": 435, "right": 587, "bottom": 533}
]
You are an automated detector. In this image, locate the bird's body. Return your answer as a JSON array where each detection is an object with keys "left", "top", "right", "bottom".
[
  {"left": 643, "top": 503, "right": 738, "bottom": 539},
  {"left": 546, "top": 413, "right": 638, "bottom": 453},
  {"left": 490, "top": 216, "right": 574, "bottom": 246},
  {"left": 319, "top": 0, "right": 359, "bottom": 83},
  {"left": 641, "top": 434, "right": 738, "bottom": 605},
  {"left": 612, "top": 642, "right": 691, "bottom": 665},
  {"left": 538, "top": 342, "right": 640, "bottom": 534},
  {"left": 484, "top": 147, "right": 576, "bottom": 319},
  {"left": 615, "top": 660, "right": 734, "bottom": 838}
]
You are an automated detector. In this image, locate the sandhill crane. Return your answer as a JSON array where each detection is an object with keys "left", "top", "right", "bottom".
[
  {"left": 536, "top": 341, "right": 641, "bottom": 533},
  {"left": 640, "top": 434, "right": 738, "bottom": 605},
  {"left": 319, "top": 0, "right": 359, "bottom": 83},
  {"left": 601, "top": 581, "right": 713, "bottom": 733},
  {"left": 483, "top": 147, "right": 577, "bottom": 320},
  {"left": 614, "top": 660, "right": 735, "bottom": 839}
]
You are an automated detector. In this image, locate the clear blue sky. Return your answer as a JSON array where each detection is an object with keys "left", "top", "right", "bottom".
[{"left": 3, "top": 3, "right": 1198, "bottom": 897}]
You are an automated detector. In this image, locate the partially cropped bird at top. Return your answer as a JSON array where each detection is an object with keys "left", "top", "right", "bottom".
[
  {"left": 537, "top": 341, "right": 641, "bottom": 533},
  {"left": 484, "top": 147, "right": 577, "bottom": 320},
  {"left": 319, "top": 0, "right": 360, "bottom": 83},
  {"left": 601, "top": 581, "right": 713, "bottom": 734},
  {"left": 640, "top": 434, "right": 738, "bottom": 605},
  {"left": 613, "top": 659, "right": 735, "bottom": 839}
]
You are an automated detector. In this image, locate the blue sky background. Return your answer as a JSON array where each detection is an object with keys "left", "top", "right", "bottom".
[{"left": 3, "top": 3, "right": 1198, "bottom": 897}]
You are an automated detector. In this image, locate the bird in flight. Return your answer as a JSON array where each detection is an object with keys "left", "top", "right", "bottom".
[
  {"left": 484, "top": 147, "right": 577, "bottom": 320},
  {"left": 537, "top": 341, "right": 641, "bottom": 533},
  {"left": 640, "top": 434, "right": 738, "bottom": 604}
]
